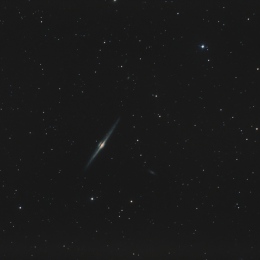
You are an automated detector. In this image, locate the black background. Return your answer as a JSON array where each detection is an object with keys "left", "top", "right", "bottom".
[{"left": 0, "top": 0, "right": 260, "bottom": 259}]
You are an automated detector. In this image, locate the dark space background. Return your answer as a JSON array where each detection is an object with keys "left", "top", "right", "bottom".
[{"left": 0, "top": 0, "right": 260, "bottom": 259}]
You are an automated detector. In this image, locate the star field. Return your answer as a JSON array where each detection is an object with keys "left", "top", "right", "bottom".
[{"left": 0, "top": 1, "right": 260, "bottom": 259}]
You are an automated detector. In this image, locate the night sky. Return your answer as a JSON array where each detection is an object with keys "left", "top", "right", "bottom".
[{"left": 1, "top": 1, "right": 260, "bottom": 259}]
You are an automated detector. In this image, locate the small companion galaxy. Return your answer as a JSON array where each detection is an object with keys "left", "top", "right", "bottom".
[{"left": 0, "top": 1, "right": 260, "bottom": 259}]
